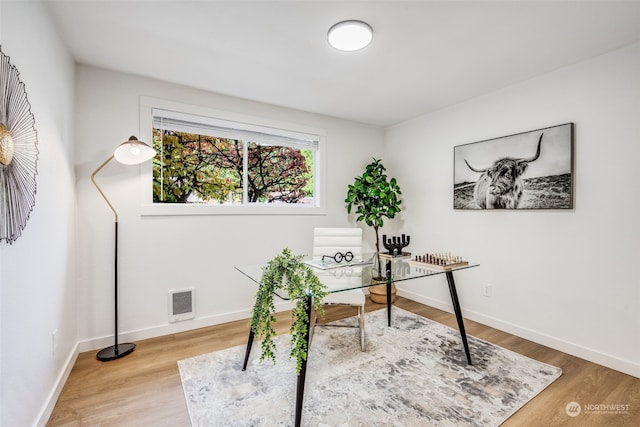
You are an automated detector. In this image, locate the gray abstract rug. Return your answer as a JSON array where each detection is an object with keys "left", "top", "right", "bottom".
[{"left": 178, "top": 308, "right": 561, "bottom": 426}]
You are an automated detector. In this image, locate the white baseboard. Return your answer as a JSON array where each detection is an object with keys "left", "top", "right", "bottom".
[
  {"left": 36, "top": 342, "right": 79, "bottom": 427},
  {"left": 77, "top": 300, "right": 295, "bottom": 353},
  {"left": 397, "top": 288, "right": 640, "bottom": 379}
]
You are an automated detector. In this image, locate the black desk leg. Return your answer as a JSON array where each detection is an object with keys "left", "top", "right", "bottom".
[
  {"left": 241, "top": 329, "right": 255, "bottom": 371},
  {"left": 294, "top": 295, "right": 313, "bottom": 427},
  {"left": 445, "top": 271, "right": 473, "bottom": 365},
  {"left": 386, "top": 260, "right": 392, "bottom": 327}
]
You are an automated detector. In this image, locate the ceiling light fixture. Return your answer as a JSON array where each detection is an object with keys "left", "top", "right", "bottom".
[{"left": 327, "top": 20, "right": 373, "bottom": 52}]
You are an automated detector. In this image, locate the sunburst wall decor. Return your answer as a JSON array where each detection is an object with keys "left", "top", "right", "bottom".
[{"left": 0, "top": 46, "right": 39, "bottom": 244}]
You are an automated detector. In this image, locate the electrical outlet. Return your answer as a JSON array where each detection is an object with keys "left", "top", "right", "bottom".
[{"left": 483, "top": 284, "right": 493, "bottom": 298}]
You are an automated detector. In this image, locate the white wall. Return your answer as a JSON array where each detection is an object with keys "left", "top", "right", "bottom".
[
  {"left": 0, "top": 2, "right": 77, "bottom": 426},
  {"left": 385, "top": 43, "right": 640, "bottom": 377},
  {"left": 74, "top": 65, "right": 385, "bottom": 350}
]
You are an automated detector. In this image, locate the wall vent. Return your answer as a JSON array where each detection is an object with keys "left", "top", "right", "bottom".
[{"left": 169, "top": 288, "right": 195, "bottom": 322}]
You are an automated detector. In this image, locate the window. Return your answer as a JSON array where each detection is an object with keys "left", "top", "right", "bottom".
[{"left": 139, "top": 98, "right": 325, "bottom": 215}]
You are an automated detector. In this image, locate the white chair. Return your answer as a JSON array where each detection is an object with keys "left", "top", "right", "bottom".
[{"left": 312, "top": 227, "right": 366, "bottom": 351}]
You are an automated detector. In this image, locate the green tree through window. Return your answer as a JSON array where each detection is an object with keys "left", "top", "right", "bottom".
[
  {"left": 152, "top": 130, "right": 240, "bottom": 203},
  {"left": 152, "top": 120, "right": 316, "bottom": 205}
]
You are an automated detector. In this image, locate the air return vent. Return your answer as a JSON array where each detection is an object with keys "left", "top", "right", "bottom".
[{"left": 169, "top": 288, "right": 195, "bottom": 322}]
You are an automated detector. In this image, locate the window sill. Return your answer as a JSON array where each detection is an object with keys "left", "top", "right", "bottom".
[{"left": 140, "top": 203, "right": 326, "bottom": 216}]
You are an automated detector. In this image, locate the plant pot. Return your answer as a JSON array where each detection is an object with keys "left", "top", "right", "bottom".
[{"left": 368, "top": 282, "right": 397, "bottom": 304}]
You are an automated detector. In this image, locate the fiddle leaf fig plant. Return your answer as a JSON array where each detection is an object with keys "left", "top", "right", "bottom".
[
  {"left": 345, "top": 158, "right": 402, "bottom": 254},
  {"left": 250, "top": 248, "right": 327, "bottom": 374}
]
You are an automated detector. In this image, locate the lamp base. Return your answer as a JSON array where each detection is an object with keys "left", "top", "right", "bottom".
[{"left": 97, "top": 343, "right": 136, "bottom": 361}]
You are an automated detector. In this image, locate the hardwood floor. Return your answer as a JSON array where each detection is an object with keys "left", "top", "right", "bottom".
[{"left": 47, "top": 297, "right": 639, "bottom": 426}]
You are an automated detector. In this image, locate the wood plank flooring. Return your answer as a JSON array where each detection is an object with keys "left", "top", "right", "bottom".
[{"left": 47, "top": 298, "right": 639, "bottom": 426}]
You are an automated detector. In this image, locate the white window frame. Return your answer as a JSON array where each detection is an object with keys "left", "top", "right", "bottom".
[{"left": 138, "top": 97, "right": 326, "bottom": 216}]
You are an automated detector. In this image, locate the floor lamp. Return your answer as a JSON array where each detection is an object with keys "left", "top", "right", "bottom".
[{"left": 91, "top": 136, "right": 156, "bottom": 361}]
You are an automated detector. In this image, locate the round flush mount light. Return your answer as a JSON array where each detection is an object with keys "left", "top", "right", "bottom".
[{"left": 327, "top": 20, "right": 373, "bottom": 51}]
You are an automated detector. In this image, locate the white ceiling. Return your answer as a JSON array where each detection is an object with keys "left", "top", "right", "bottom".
[{"left": 45, "top": 1, "right": 640, "bottom": 127}]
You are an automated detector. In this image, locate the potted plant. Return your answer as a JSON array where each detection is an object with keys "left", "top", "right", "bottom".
[
  {"left": 345, "top": 158, "right": 402, "bottom": 303},
  {"left": 250, "top": 248, "right": 327, "bottom": 374}
]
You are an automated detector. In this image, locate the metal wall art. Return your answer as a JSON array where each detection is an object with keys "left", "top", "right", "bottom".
[
  {"left": 0, "top": 46, "right": 39, "bottom": 243},
  {"left": 454, "top": 123, "right": 574, "bottom": 210}
]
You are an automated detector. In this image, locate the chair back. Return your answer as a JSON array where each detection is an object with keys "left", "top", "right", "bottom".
[
  {"left": 312, "top": 228, "right": 364, "bottom": 292},
  {"left": 312, "top": 228, "right": 363, "bottom": 260}
]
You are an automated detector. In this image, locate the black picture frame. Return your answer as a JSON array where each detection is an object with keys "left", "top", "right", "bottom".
[{"left": 454, "top": 123, "right": 574, "bottom": 210}]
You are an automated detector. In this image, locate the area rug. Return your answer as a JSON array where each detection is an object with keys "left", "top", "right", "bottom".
[{"left": 178, "top": 308, "right": 561, "bottom": 426}]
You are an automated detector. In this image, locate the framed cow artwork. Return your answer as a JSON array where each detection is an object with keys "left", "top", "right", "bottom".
[{"left": 453, "top": 123, "right": 574, "bottom": 210}]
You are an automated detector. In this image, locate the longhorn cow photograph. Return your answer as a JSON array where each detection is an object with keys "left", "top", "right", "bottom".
[{"left": 454, "top": 123, "right": 574, "bottom": 209}]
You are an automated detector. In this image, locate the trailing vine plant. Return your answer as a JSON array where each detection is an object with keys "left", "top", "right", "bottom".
[{"left": 249, "top": 248, "right": 327, "bottom": 374}]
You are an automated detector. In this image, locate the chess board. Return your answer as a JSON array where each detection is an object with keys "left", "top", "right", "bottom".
[{"left": 409, "top": 253, "right": 469, "bottom": 270}]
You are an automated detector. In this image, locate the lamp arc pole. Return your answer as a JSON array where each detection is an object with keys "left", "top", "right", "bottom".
[{"left": 91, "top": 136, "right": 156, "bottom": 361}]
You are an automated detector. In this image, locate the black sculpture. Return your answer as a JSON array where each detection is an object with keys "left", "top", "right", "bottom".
[{"left": 382, "top": 234, "right": 410, "bottom": 256}]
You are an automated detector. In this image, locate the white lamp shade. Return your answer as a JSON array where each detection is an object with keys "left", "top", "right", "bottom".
[
  {"left": 113, "top": 136, "right": 156, "bottom": 165},
  {"left": 328, "top": 20, "right": 373, "bottom": 51}
]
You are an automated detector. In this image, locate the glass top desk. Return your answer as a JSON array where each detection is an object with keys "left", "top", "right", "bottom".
[{"left": 235, "top": 254, "right": 479, "bottom": 427}]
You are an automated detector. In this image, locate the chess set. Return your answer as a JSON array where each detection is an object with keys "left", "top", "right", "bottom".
[
  {"left": 379, "top": 234, "right": 468, "bottom": 271},
  {"left": 409, "top": 252, "right": 469, "bottom": 270}
]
